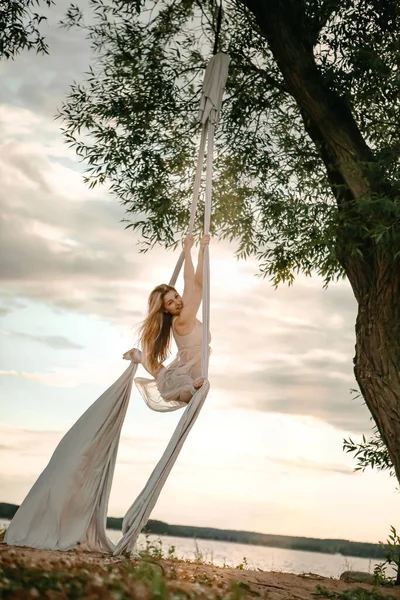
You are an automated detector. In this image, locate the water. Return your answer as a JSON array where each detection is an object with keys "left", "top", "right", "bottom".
[
  {"left": 1, "top": 519, "right": 384, "bottom": 578},
  {"left": 107, "top": 531, "right": 381, "bottom": 578}
]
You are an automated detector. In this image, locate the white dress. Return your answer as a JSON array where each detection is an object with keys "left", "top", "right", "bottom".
[{"left": 135, "top": 318, "right": 211, "bottom": 412}]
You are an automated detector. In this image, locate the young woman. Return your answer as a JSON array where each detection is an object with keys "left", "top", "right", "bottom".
[{"left": 123, "top": 233, "right": 211, "bottom": 408}]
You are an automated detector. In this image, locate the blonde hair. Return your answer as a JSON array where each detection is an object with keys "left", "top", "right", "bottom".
[{"left": 138, "top": 284, "right": 176, "bottom": 373}]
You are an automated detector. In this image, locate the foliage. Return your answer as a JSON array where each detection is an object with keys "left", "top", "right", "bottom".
[
  {"left": 378, "top": 526, "right": 400, "bottom": 585},
  {"left": 137, "top": 533, "right": 217, "bottom": 566},
  {"left": 373, "top": 563, "right": 387, "bottom": 586},
  {"left": 373, "top": 563, "right": 394, "bottom": 587},
  {"left": 235, "top": 557, "right": 249, "bottom": 570},
  {"left": 0, "top": 0, "right": 54, "bottom": 59},
  {"left": 313, "top": 585, "right": 395, "bottom": 600},
  {"left": 343, "top": 389, "right": 393, "bottom": 478},
  {"left": 167, "top": 543, "right": 178, "bottom": 560},
  {"left": 343, "top": 428, "right": 394, "bottom": 477},
  {"left": 0, "top": 503, "right": 18, "bottom": 520},
  {"left": 193, "top": 538, "right": 206, "bottom": 563},
  {"left": 57, "top": 0, "right": 400, "bottom": 285},
  {"left": 139, "top": 533, "right": 165, "bottom": 561}
]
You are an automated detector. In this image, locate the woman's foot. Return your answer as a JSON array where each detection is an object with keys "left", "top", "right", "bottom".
[
  {"left": 194, "top": 378, "right": 205, "bottom": 390},
  {"left": 189, "top": 378, "right": 205, "bottom": 396},
  {"left": 179, "top": 379, "right": 206, "bottom": 404}
]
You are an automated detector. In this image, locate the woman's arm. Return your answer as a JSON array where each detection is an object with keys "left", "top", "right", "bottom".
[
  {"left": 175, "top": 234, "right": 210, "bottom": 334},
  {"left": 194, "top": 234, "right": 210, "bottom": 289},
  {"left": 182, "top": 234, "right": 195, "bottom": 302}
]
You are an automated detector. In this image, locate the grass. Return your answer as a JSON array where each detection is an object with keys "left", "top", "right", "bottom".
[
  {"left": 314, "top": 585, "right": 396, "bottom": 600},
  {"left": 139, "top": 534, "right": 220, "bottom": 568},
  {"left": 139, "top": 535, "right": 248, "bottom": 571},
  {"left": 0, "top": 551, "right": 245, "bottom": 600}
]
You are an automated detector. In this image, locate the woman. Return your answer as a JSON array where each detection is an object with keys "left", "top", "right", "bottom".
[{"left": 123, "top": 233, "right": 211, "bottom": 408}]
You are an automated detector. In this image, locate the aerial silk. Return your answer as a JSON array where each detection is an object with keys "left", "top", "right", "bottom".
[{"left": 5, "top": 53, "right": 230, "bottom": 555}]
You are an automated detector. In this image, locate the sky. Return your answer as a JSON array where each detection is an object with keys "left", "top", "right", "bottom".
[{"left": 0, "top": 1, "right": 398, "bottom": 545}]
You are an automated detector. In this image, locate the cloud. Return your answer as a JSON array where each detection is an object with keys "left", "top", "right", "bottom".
[
  {"left": 4, "top": 330, "right": 84, "bottom": 350},
  {"left": 206, "top": 272, "right": 367, "bottom": 432},
  {"left": 0, "top": 0, "right": 93, "bottom": 116},
  {"left": 0, "top": 362, "right": 125, "bottom": 388},
  {"left": 267, "top": 456, "right": 354, "bottom": 476},
  {"left": 0, "top": 295, "right": 26, "bottom": 316},
  {"left": 0, "top": 119, "right": 153, "bottom": 324},
  {"left": 211, "top": 372, "right": 369, "bottom": 433}
]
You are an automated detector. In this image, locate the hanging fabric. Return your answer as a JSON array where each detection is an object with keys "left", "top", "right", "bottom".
[
  {"left": 4, "top": 53, "right": 230, "bottom": 554},
  {"left": 4, "top": 364, "right": 138, "bottom": 551}
]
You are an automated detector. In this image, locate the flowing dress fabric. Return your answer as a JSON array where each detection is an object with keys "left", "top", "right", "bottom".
[
  {"left": 135, "top": 318, "right": 211, "bottom": 412},
  {"left": 4, "top": 362, "right": 137, "bottom": 551}
]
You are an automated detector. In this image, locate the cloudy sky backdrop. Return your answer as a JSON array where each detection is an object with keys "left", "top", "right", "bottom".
[{"left": 0, "top": 1, "right": 397, "bottom": 544}]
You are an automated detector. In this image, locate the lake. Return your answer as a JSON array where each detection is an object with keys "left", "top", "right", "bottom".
[{"left": 1, "top": 520, "right": 385, "bottom": 578}]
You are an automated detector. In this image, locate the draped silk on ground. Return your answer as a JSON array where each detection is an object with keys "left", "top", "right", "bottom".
[{"left": 5, "top": 53, "right": 230, "bottom": 556}]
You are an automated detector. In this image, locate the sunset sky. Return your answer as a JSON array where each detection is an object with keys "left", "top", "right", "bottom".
[{"left": 0, "top": 1, "right": 398, "bottom": 545}]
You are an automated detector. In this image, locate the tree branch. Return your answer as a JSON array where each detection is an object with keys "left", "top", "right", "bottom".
[
  {"left": 309, "top": 0, "right": 343, "bottom": 46},
  {"left": 238, "top": 0, "right": 376, "bottom": 202},
  {"left": 241, "top": 60, "right": 289, "bottom": 94}
]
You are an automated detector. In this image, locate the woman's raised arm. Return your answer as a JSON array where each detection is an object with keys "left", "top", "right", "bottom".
[
  {"left": 175, "top": 234, "right": 210, "bottom": 333},
  {"left": 182, "top": 234, "right": 195, "bottom": 303},
  {"left": 194, "top": 234, "right": 210, "bottom": 290}
]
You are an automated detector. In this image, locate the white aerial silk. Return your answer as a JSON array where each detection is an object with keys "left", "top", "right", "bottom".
[
  {"left": 5, "top": 53, "right": 230, "bottom": 555},
  {"left": 4, "top": 363, "right": 137, "bottom": 552}
]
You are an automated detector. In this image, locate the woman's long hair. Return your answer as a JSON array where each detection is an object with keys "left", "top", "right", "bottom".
[{"left": 138, "top": 284, "right": 176, "bottom": 373}]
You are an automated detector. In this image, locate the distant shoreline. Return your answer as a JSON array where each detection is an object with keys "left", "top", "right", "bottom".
[{"left": 1, "top": 502, "right": 384, "bottom": 560}]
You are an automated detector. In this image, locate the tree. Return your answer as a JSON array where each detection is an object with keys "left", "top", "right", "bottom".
[
  {"left": 0, "top": 0, "right": 55, "bottom": 59},
  {"left": 344, "top": 429, "right": 394, "bottom": 478},
  {"left": 343, "top": 389, "right": 394, "bottom": 478},
  {"left": 57, "top": 1, "right": 399, "bottom": 479}
]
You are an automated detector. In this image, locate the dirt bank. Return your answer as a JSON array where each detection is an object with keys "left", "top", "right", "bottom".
[{"left": 1, "top": 543, "right": 399, "bottom": 599}]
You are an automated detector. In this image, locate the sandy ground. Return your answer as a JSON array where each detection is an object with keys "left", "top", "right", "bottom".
[{"left": 1, "top": 542, "right": 400, "bottom": 599}]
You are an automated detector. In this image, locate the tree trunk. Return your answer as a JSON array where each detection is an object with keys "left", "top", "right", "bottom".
[
  {"left": 240, "top": 0, "right": 376, "bottom": 201},
  {"left": 350, "top": 257, "right": 400, "bottom": 482},
  {"left": 240, "top": 0, "right": 400, "bottom": 480}
]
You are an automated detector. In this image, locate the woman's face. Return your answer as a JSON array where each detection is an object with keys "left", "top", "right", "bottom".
[{"left": 163, "top": 290, "right": 183, "bottom": 316}]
